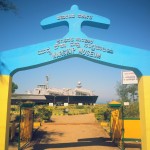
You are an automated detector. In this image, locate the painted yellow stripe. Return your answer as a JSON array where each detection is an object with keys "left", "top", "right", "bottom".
[
  {"left": 0, "top": 75, "right": 12, "bottom": 150},
  {"left": 124, "top": 120, "right": 141, "bottom": 139},
  {"left": 138, "top": 76, "right": 150, "bottom": 150}
]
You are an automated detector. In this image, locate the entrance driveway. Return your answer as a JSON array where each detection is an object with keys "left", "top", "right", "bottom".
[
  {"left": 9, "top": 114, "right": 141, "bottom": 150},
  {"left": 25, "top": 114, "right": 118, "bottom": 150}
]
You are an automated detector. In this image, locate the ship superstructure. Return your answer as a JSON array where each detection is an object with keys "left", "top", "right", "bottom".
[
  {"left": 12, "top": 77, "right": 98, "bottom": 106},
  {"left": 30, "top": 80, "right": 94, "bottom": 97}
]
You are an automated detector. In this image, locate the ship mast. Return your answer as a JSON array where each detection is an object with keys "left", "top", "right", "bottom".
[{"left": 46, "top": 75, "right": 49, "bottom": 89}]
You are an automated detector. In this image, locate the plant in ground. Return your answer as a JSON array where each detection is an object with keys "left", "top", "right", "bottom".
[{"left": 34, "top": 105, "right": 52, "bottom": 122}]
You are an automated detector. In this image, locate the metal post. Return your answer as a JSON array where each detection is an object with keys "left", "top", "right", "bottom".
[
  {"left": 18, "top": 104, "right": 21, "bottom": 150},
  {"left": 54, "top": 96, "right": 55, "bottom": 105},
  {"left": 121, "top": 104, "right": 125, "bottom": 150},
  {"left": 68, "top": 96, "right": 69, "bottom": 104}
]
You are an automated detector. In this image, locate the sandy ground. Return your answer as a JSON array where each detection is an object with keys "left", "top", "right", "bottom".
[{"left": 9, "top": 114, "right": 141, "bottom": 150}]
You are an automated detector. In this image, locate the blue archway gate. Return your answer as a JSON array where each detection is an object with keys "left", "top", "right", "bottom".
[{"left": 0, "top": 5, "right": 150, "bottom": 150}]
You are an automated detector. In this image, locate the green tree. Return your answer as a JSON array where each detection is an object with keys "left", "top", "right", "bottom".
[
  {"left": 116, "top": 82, "right": 129, "bottom": 101},
  {"left": 12, "top": 82, "right": 18, "bottom": 93},
  {"left": 123, "top": 101, "right": 139, "bottom": 118},
  {"left": 34, "top": 105, "right": 52, "bottom": 122},
  {"left": 0, "top": 0, "right": 17, "bottom": 12},
  {"left": 127, "top": 84, "right": 138, "bottom": 101},
  {"left": 116, "top": 82, "right": 138, "bottom": 102}
]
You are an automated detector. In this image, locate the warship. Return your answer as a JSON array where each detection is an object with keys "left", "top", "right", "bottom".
[{"left": 12, "top": 76, "right": 98, "bottom": 105}]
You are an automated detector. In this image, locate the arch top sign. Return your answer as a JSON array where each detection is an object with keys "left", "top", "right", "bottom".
[
  {"left": 0, "top": 5, "right": 150, "bottom": 77},
  {"left": 41, "top": 5, "right": 110, "bottom": 36},
  {"left": 1, "top": 5, "right": 150, "bottom": 150}
]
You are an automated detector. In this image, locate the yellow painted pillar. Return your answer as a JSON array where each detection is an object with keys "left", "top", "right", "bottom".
[
  {"left": 138, "top": 76, "right": 150, "bottom": 150},
  {"left": 0, "top": 75, "right": 12, "bottom": 150}
]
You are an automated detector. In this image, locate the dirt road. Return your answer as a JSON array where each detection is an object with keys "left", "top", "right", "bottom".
[
  {"left": 9, "top": 113, "right": 141, "bottom": 150},
  {"left": 25, "top": 114, "right": 118, "bottom": 150}
]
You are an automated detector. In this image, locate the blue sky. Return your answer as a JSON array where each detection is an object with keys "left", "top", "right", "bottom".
[{"left": 0, "top": 0, "right": 150, "bottom": 103}]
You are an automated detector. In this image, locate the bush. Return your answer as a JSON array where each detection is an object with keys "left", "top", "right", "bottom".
[
  {"left": 15, "top": 115, "right": 20, "bottom": 122},
  {"left": 92, "top": 104, "right": 111, "bottom": 121},
  {"left": 10, "top": 105, "right": 20, "bottom": 114},
  {"left": 123, "top": 102, "right": 139, "bottom": 118},
  {"left": 103, "top": 109, "right": 111, "bottom": 121},
  {"left": 76, "top": 105, "right": 84, "bottom": 109},
  {"left": 34, "top": 105, "right": 52, "bottom": 122}
]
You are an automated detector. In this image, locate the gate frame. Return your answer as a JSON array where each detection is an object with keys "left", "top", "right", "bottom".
[
  {"left": 18, "top": 103, "right": 34, "bottom": 150},
  {"left": 109, "top": 101, "right": 141, "bottom": 149},
  {"left": 0, "top": 5, "right": 150, "bottom": 150}
]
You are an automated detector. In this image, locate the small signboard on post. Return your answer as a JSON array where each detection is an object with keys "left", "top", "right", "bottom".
[{"left": 122, "top": 71, "right": 138, "bottom": 84}]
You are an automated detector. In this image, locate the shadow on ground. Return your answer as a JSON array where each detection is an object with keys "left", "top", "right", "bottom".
[
  {"left": 124, "top": 142, "right": 141, "bottom": 149},
  {"left": 24, "top": 128, "right": 141, "bottom": 150},
  {"left": 26, "top": 134, "right": 117, "bottom": 150}
]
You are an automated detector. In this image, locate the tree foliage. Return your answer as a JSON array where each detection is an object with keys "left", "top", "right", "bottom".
[
  {"left": 91, "top": 104, "right": 111, "bottom": 121},
  {"left": 12, "top": 82, "right": 18, "bottom": 93},
  {"left": 34, "top": 105, "right": 52, "bottom": 122},
  {"left": 116, "top": 82, "right": 129, "bottom": 101},
  {"left": 128, "top": 84, "right": 138, "bottom": 101},
  {"left": 116, "top": 82, "right": 138, "bottom": 102},
  {"left": 0, "top": 0, "right": 16, "bottom": 12},
  {"left": 123, "top": 101, "right": 139, "bottom": 118}
]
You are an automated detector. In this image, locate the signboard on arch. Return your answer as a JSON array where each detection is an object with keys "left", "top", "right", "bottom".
[{"left": 122, "top": 71, "right": 138, "bottom": 84}]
